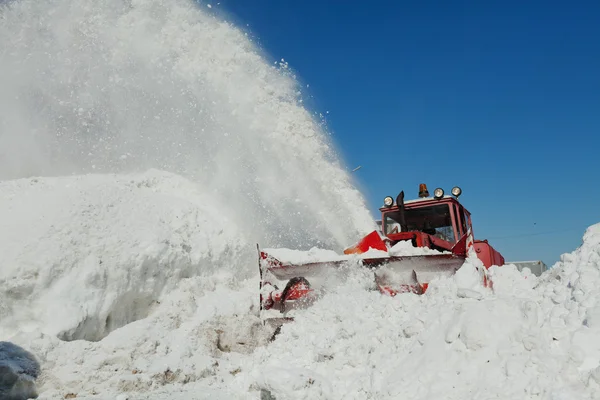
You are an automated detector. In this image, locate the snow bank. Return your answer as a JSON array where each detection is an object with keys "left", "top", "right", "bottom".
[
  {"left": 0, "top": 170, "right": 249, "bottom": 342},
  {"left": 16, "top": 277, "right": 262, "bottom": 399},
  {"left": 0, "top": 170, "right": 279, "bottom": 398},
  {"left": 241, "top": 223, "right": 600, "bottom": 400},
  {"left": 0, "top": 168, "right": 367, "bottom": 399},
  {"left": 3, "top": 182, "right": 599, "bottom": 400}
]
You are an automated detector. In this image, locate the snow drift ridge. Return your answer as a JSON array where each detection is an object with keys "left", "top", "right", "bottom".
[{"left": 0, "top": 170, "right": 249, "bottom": 341}]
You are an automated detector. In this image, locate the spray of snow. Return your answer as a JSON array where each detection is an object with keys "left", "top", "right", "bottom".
[{"left": 0, "top": 0, "right": 375, "bottom": 251}]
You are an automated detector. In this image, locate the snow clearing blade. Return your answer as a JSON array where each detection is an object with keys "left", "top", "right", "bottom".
[
  {"left": 257, "top": 237, "right": 467, "bottom": 315},
  {"left": 372, "top": 253, "right": 465, "bottom": 295}
]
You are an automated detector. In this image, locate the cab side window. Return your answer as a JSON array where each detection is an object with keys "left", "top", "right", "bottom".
[{"left": 456, "top": 205, "right": 468, "bottom": 236}]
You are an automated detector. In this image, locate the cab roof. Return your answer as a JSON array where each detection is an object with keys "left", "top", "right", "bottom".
[{"left": 378, "top": 195, "right": 463, "bottom": 212}]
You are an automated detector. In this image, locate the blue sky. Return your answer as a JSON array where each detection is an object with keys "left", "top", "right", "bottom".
[{"left": 211, "top": 0, "right": 599, "bottom": 267}]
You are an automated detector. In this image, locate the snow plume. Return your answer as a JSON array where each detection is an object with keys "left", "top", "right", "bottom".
[{"left": 0, "top": 0, "right": 375, "bottom": 250}]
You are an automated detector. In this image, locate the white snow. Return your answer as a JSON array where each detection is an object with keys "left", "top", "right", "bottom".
[
  {"left": 2, "top": 173, "right": 599, "bottom": 400},
  {"left": 263, "top": 247, "right": 348, "bottom": 265},
  {"left": 389, "top": 239, "right": 450, "bottom": 256},
  {"left": 0, "top": 0, "right": 376, "bottom": 251},
  {"left": 0, "top": 170, "right": 249, "bottom": 342},
  {"left": 262, "top": 232, "right": 447, "bottom": 266},
  {"left": 0, "top": 0, "right": 599, "bottom": 399},
  {"left": 243, "top": 226, "right": 600, "bottom": 399}
]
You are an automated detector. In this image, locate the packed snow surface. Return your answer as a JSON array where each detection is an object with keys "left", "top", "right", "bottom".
[{"left": 1, "top": 0, "right": 600, "bottom": 399}]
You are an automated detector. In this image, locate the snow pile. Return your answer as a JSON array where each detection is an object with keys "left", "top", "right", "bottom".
[
  {"left": 243, "top": 223, "right": 600, "bottom": 400},
  {"left": 14, "top": 277, "right": 261, "bottom": 400},
  {"left": 2, "top": 182, "right": 599, "bottom": 400},
  {"left": 0, "top": 170, "right": 344, "bottom": 399},
  {"left": 389, "top": 240, "right": 450, "bottom": 256},
  {"left": 0, "top": 170, "right": 250, "bottom": 343}
]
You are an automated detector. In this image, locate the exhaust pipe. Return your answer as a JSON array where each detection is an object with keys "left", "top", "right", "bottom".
[{"left": 396, "top": 190, "right": 407, "bottom": 232}]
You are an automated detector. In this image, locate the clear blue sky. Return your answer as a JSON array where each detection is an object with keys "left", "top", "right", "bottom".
[{"left": 209, "top": 0, "right": 600, "bottom": 267}]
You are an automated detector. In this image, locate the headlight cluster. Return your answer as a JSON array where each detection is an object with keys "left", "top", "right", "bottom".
[
  {"left": 383, "top": 185, "right": 462, "bottom": 206},
  {"left": 433, "top": 188, "right": 444, "bottom": 199},
  {"left": 434, "top": 186, "right": 462, "bottom": 199}
]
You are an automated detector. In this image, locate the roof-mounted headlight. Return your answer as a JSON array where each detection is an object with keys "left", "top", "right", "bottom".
[
  {"left": 433, "top": 188, "right": 444, "bottom": 199},
  {"left": 451, "top": 186, "right": 462, "bottom": 198},
  {"left": 383, "top": 196, "right": 394, "bottom": 207}
]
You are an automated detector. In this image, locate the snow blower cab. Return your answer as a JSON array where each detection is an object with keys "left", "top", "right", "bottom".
[
  {"left": 258, "top": 184, "right": 503, "bottom": 319},
  {"left": 378, "top": 185, "right": 505, "bottom": 267}
]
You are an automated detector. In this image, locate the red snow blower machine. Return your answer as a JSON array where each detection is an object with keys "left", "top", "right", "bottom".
[{"left": 258, "top": 184, "right": 543, "bottom": 330}]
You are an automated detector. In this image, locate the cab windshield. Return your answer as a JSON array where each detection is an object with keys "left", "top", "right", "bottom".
[{"left": 384, "top": 204, "right": 455, "bottom": 243}]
